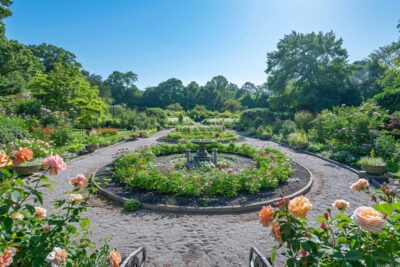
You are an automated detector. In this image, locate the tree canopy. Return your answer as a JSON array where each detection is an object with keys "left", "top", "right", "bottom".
[{"left": 266, "top": 31, "right": 361, "bottom": 112}]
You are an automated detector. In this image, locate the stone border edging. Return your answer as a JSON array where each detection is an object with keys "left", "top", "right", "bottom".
[{"left": 90, "top": 163, "right": 313, "bottom": 214}]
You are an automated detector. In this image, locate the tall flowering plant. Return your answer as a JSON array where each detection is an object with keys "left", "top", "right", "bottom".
[
  {"left": 259, "top": 180, "right": 400, "bottom": 266},
  {"left": 0, "top": 151, "right": 122, "bottom": 266}
]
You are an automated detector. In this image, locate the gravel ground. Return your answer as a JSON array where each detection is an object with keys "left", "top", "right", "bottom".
[{"left": 42, "top": 132, "right": 371, "bottom": 267}]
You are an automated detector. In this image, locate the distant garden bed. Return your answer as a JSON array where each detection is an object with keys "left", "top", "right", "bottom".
[{"left": 160, "top": 125, "right": 240, "bottom": 143}]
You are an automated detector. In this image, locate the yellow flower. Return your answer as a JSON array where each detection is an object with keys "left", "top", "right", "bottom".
[
  {"left": 288, "top": 196, "right": 312, "bottom": 217},
  {"left": 350, "top": 179, "right": 369, "bottom": 191},
  {"left": 352, "top": 206, "right": 386, "bottom": 233},
  {"left": 259, "top": 206, "right": 274, "bottom": 227}
]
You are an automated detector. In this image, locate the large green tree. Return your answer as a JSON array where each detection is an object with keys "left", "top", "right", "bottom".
[
  {"left": 0, "top": 0, "right": 12, "bottom": 36},
  {"left": 266, "top": 31, "right": 361, "bottom": 112},
  {"left": 0, "top": 39, "right": 42, "bottom": 95},
  {"left": 30, "top": 63, "right": 109, "bottom": 126},
  {"left": 29, "top": 43, "right": 81, "bottom": 72},
  {"left": 104, "top": 71, "right": 141, "bottom": 106}
]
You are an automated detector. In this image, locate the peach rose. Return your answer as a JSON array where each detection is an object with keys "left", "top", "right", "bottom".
[
  {"left": 0, "top": 151, "right": 11, "bottom": 169},
  {"left": 350, "top": 179, "right": 369, "bottom": 191},
  {"left": 12, "top": 147, "right": 33, "bottom": 166},
  {"left": 69, "top": 193, "right": 83, "bottom": 202},
  {"left": 69, "top": 174, "right": 87, "bottom": 188},
  {"left": 46, "top": 247, "right": 68, "bottom": 267},
  {"left": 10, "top": 212, "right": 23, "bottom": 220},
  {"left": 288, "top": 196, "right": 312, "bottom": 217},
  {"left": 43, "top": 155, "right": 66, "bottom": 175},
  {"left": 109, "top": 250, "right": 122, "bottom": 267},
  {"left": 271, "top": 220, "right": 283, "bottom": 244},
  {"left": 0, "top": 249, "right": 13, "bottom": 267},
  {"left": 332, "top": 199, "right": 350, "bottom": 211},
  {"left": 352, "top": 206, "right": 386, "bottom": 233},
  {"left": 259, "top": 205, "right": 274, "bottom": 227},
  {"left": 35, "top": 207, "right": 47, "bottom": 219}
]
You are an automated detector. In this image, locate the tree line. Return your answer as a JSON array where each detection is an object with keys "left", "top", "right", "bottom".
[{"left": 0, "top": 0, "right": 399, "bottom": 119}]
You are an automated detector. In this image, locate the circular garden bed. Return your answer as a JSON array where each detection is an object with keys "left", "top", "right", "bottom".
[{"left": 93, "top": 143, "right": 312, "bottom": 213}]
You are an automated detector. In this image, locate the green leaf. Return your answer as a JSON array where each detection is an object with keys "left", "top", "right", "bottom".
[
  {"left": 345, "top": 250, "right": 362, "bottom": 261},
  {"left": 80, "top": 218, "right": 91, "bottom": 229},
  {"left": 373, "top": 203, "right": 393, "bottom": 216}
]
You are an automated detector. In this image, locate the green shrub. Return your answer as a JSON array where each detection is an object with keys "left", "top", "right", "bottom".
[
  {"left": 123, "top": 198, "right": 142, "bottom": 212},
  {"left": 374, "top": 134, "right": 396, "bottom": 160},
  {"left": 16, "top": 98, "right": 42, "bottom": 117},
  {"left": 237, "top": 108, "right": 276, "bottom": 131},
  {"left": 280, "top": 120, "right": 297, "bottom": 139},
  {"left": 287, "top": 132, "right": 308, "bottom": 145},
  {"left": 50, "top": 127, "right": 73, "bottom": 146},
  {"left": 358, "top": 156, "right": 386, "bottom": 167},
  {"left": 0, "top": 115, "right": 30, "bottom": 144},
  {"left": 294, "top": 110, "right": 314, "bottom": 131}
]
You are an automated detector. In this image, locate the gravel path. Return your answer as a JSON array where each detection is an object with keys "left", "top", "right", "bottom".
[{"left": 43, "top": 132, "right": 371, "bottom": 267}]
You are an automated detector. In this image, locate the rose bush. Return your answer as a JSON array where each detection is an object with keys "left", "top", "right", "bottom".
[
  {"left": 259, "top": 180, "right": 400, "bottom": 266},
  {"left": 0, "top": 151, "right": 122, "bottom": 266}
]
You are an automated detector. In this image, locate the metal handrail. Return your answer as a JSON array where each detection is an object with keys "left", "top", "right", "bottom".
[
  {"left": 249, "top": 247, "right": 274, "bottom": 267},
  {"left": 120, "top": 247, "right": 146, "bottom": 267}
]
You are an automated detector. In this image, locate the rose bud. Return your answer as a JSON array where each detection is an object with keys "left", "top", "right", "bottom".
[{"left": 320, "top": 221, "right": 328, "bottom": 230}]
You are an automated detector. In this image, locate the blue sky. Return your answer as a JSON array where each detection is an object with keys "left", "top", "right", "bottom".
[{"left": 5, "top": 0, "right": 400, "bottom": 89}]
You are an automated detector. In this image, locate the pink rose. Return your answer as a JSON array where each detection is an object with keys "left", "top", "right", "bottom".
[
  {"left": 69, "top": 174, "right": 87, "bottom": 188},
  {"left": 352, "top": 206, "right": 386, "bottom": 233},
  {"left": 43, "top": 155, "right": 66, "bottom": 175}
]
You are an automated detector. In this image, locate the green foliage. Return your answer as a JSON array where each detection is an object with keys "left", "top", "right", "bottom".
[
  {"left": 30, "top": 63, "right": 109, "bottom": 127},
  {"left": 114, "top": 143, "right": 292, "bottom": 198},
  {"left": 0, "top": 160, "right": 114, "bottom": 266},
  {"left": 223, "top": 99, "right": 242, "bottom": 113},
  {"left": 0, "top": 115, "right": 29, "bottom": 144},
  {"left": 279, "top": 120, "right": 297, "bottom": 139},
  {"left": 237, "top": 108, "right": 276, "bottom": 131},
  {"left": 166, "top": 126, "right": 238, "bottom": 142},
  {"left": 0, "top": 38, "right": 43, "bottom": 96},
  {"left": 167, "top": 103, "right": 183, "bottom": 111},
  {"left": 15, "top": 98, "right": 42, "bottom": 117},
  {"left": 287, "top": 132, "right": 308, "bottom": 145},
  {"left": 123, "top": 198, "right": 142, "bottom": 212},
  {"left": 103, "top": 70, "right": 140, "bottom": 106},
  {"left": 266, "top": 31, "right": 361, "bottom": 112},
  {"left": 294, "top": 110, "right": 314, "bottom": 131},
  {"left": 263, "top": 188, "right": 400, "bottom": 266}
]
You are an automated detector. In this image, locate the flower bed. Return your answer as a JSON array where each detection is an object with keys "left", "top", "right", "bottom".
[
  {"left": 113, "top": 143, "right": 292, "bottom": 198},
  {"left": 163, "top": 126, "right": 239, "bottom": 143}
]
